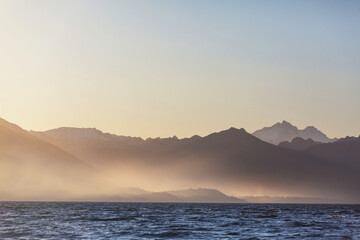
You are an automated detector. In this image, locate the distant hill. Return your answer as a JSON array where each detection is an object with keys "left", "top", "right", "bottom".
[
  {"left": 167, "top": 188, "right": 243, "bottom": 203},
  {"left": 86, "top": 188, "right": 245, "bottom": 203},
  {"left": 252, "top": 120, "right": 334, "bottom": 145},
  {"left": 278, "top": 137, "right": 320, "bottom": 151}
]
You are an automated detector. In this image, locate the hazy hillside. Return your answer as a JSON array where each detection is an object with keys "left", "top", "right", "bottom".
[
  {"left": 0, "top": 118, "right": 94, "bottom": 200},
  {"left": 252, "top": 121, "right": 333, "bottom": 145},
  {"left": 304, "top": 137, "right": 360, "bottom": 170},
  {"left": 0, "top": 118, "right": 90, "bottom": 169}
]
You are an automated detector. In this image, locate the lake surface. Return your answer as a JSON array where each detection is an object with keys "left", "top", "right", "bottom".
[{"left": 0, "top": 202, "right": 359, "bottom": 239}]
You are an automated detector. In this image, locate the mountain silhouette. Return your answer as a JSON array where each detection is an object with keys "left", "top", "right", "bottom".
[
  {"left": 278, "top": 137, "right": 320, "bottom": 151},
  {"left": 31, "top": 127, "right": 201, "bottom": 166},
  {"left": 252, "top": 120, "right": 334, "bottom": 145},
  {"left": 31, "top": 127, "right": 144, "bottom": 164}
]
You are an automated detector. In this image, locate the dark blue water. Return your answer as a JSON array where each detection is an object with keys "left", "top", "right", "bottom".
[{"left": 0, "top": 202, "right": 359, "bottom": 239}]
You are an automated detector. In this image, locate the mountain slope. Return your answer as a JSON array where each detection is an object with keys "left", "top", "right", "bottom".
[
  {"left": 0, "top": 118, "right": 94, "bottom": 200},
  {"left": 252, "top": 121, "right": 333, "bottom": 145},
  {"left": 0, "top": 118, "right": 90, "bottom": 169}
]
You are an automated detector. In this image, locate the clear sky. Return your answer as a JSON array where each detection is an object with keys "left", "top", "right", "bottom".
[{"left": 0, "top": 0, "right": 359, "bottom": 138}]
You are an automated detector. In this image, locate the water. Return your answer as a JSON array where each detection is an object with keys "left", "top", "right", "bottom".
[{"left": 0, "top": 202, "right": 359, "bottom": 239}]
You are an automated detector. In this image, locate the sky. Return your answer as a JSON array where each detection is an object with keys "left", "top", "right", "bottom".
[{"left": 0, "top": 0, "right": 359, "bottom": 138}]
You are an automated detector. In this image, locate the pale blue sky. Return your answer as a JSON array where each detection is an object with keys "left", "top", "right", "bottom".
[{"left": 0, "top": 0, "right": 359, "bottom": 138}]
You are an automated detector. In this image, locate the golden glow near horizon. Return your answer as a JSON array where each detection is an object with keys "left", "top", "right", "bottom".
[{"left": 1, "top": 1, "right": 359, "bottom": 138}]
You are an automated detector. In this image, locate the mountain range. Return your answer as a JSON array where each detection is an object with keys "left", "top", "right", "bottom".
[{"left": 1, "top": 117, "right": 359, "bottom": 203}]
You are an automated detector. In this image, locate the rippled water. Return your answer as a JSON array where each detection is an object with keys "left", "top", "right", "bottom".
[{"left": 0, "top": 202, "right": 359, "bottom": 239}]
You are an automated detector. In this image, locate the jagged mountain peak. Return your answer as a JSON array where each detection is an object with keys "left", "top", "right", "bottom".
[
  {"left": 253, "top": 121, "right": 332, "bottom": 145},
  {"left": 258, "top": 120, "right": 298, "bottom": 133},
  {"left": 278, "top": 120, "right": 296, "bottom": 127},
  {"left": 226, "top": 127, "right": 247, "bottom": 133},
  {"left": 206, "top": 127, "right": 250, "bottom": 140},
  {"left": 302, "top": 126, "right": 322, "bottom": 133},
  {"left": 303, "top": 125, "right": 317, "bottom": 130}
]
